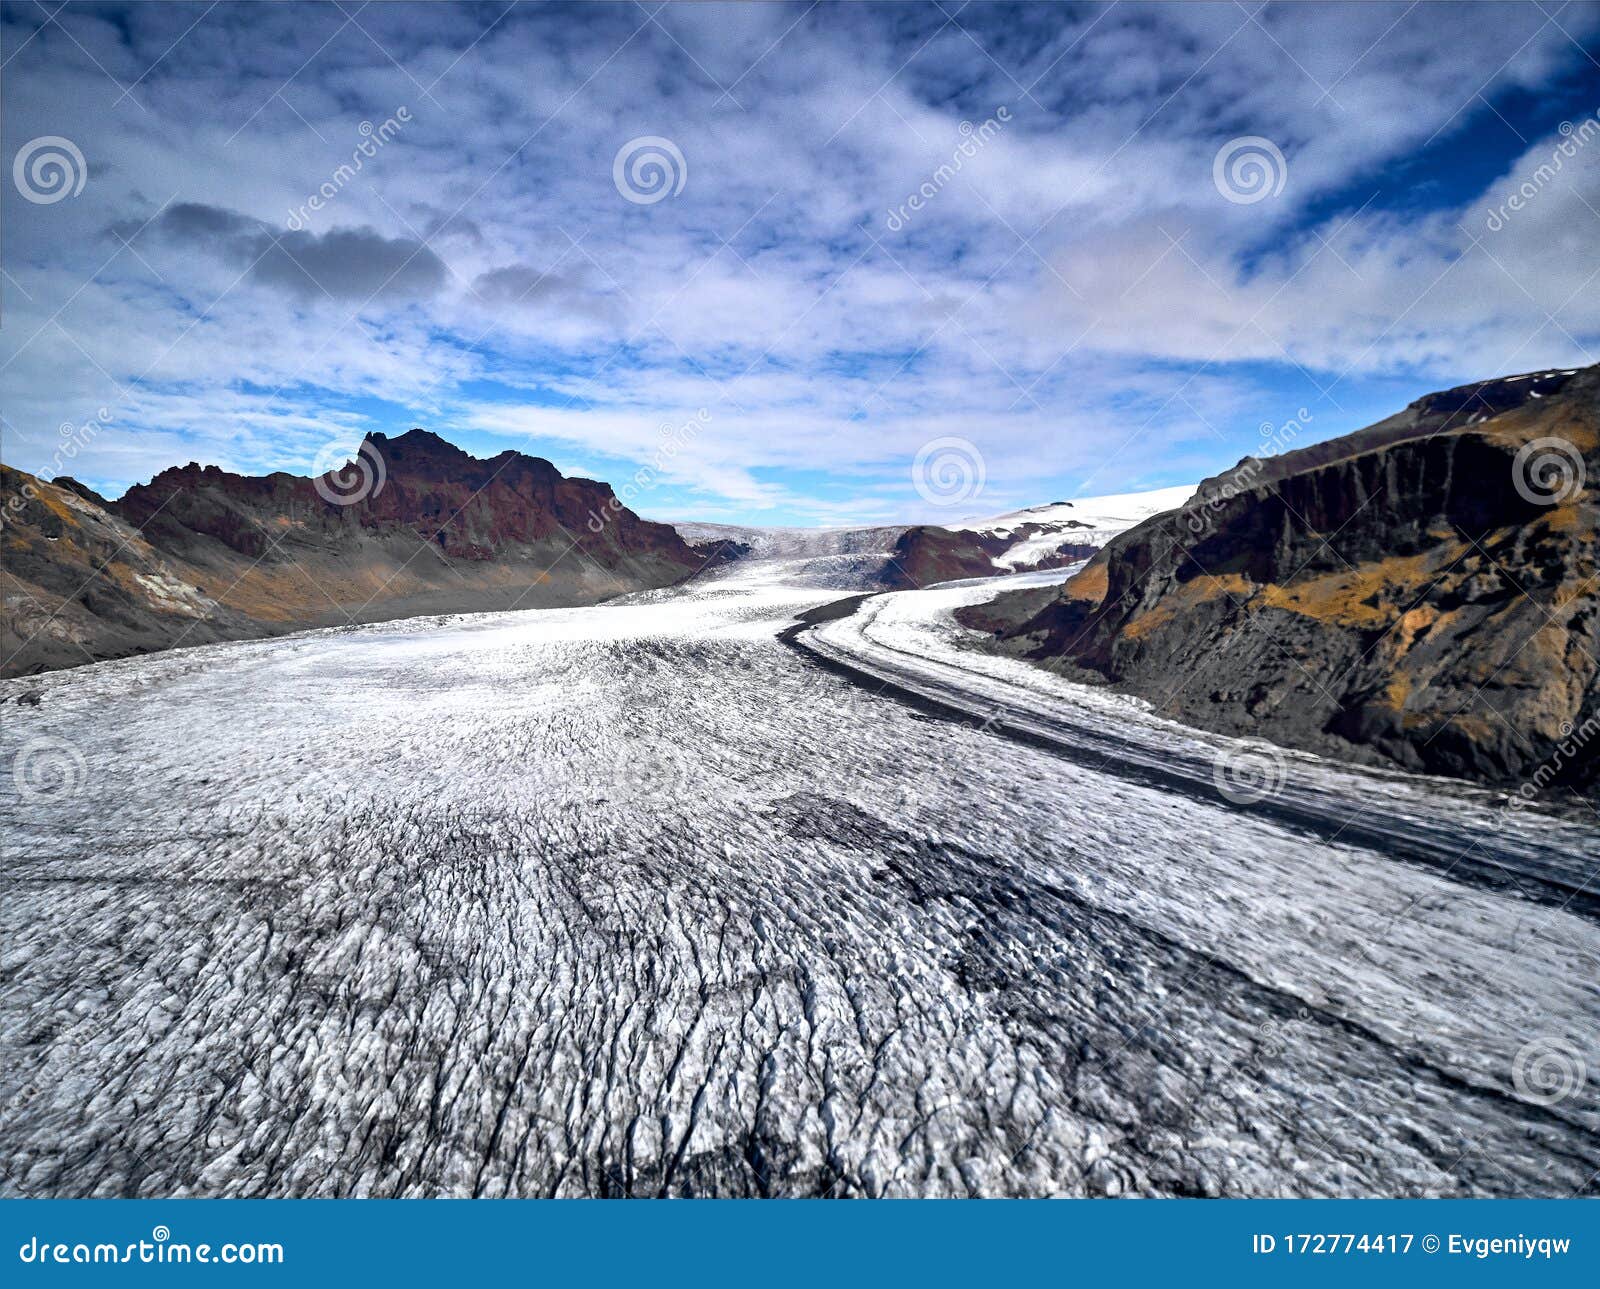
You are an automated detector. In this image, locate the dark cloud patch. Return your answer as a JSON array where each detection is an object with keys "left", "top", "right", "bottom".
[
  {"left": 161, "top": 201, "right": 259, "bottom": 240},
  {"left": 471, "top": 262, "right": 626, "bottom": 325},
  {"left": 129, "top": 202, "right": 446, "bottom": 303},
  {"left": 417, "top": 206, "right": 484, "bottom": 245},
  {"left": 473, "top": 264, "right": 577, "bottom": 305},
  {"left": 256, "top": 228, "right": 447, "bottom": 302}
]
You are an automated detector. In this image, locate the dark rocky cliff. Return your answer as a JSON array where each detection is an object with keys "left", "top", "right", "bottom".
[{"left": 958, "top": 366, "right": 1600, "bottom": 791}]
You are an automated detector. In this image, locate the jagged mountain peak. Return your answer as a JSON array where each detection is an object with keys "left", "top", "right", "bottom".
[
  {"left": 1, "top": 428, "right": 703, "bottom": 677},
  {"left": 364, "top": 425, "right": 474, "bottom": 459}
]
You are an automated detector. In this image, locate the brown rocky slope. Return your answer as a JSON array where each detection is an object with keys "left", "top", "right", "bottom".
[
  {"left": 957, "top": 365, "right": 1599, "bottom": 792},
  {"left": 884, "top": 524, "right": 1101, "bottom": 588},
  {"left": 2, "top": 430, "right": 706, "bottom": 678}
]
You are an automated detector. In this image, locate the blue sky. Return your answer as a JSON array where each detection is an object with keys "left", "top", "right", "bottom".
[{"left": 4, "top": 1, "right": 1600, "bottom": 526}]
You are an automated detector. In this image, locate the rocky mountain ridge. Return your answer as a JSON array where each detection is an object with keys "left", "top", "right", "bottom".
[
  {"left": 673, "top": 486, "right": 1193, "bottom": 590},
  {"left": 2, "top": 429, "right": 705, "bottom": 677},
  {"left": 958, "top": 365, "right": 1600, "bottom": 793}
]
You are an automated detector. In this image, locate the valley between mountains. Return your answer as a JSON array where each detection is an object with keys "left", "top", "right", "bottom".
[{"left": 2, "top": 366, "right": 1597, "bottom": 1197}]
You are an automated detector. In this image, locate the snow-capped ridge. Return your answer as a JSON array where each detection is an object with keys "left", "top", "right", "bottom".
[
  {"left": 944, "top": 484, "right": 1198, "bottom": 571},
  {"left": 669, "top": 483, "right": 1200, "bottom": 587},
  {"left": 948, "top": 485, "right": 1199, "bottom": 539}
]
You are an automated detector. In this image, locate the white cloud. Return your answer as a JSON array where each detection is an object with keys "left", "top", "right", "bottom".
[{"left": 3, "top": 1, "right": 1598, "bottom": 520}]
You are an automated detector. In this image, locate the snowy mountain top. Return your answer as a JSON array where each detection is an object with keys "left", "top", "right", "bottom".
[
  {"left": 672, "top": 521, "right": 908, "bottom": 559},
  {"left": 669, "top": 484, "right": 1199, "bottom": 581},
  {"left": 947, "top": 485, "right": 1199, "bottom": 539},
  {"left": 671, "top": 483, "right": 1198, "bottom": 551}
]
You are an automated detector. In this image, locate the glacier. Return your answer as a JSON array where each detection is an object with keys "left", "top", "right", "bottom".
[{"left": 1, "top": 544, "right": 1596, "bottom": 1198}]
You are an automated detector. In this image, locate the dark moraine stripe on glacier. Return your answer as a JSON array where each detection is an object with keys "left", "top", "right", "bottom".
[{"left": 783, "top": 598, "right": 1600, "bottom": 922}]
